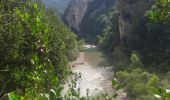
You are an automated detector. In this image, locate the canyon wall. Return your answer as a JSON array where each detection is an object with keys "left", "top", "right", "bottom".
[
  {"left": 64, "top": 0, "right": 116, "bottom": 42},
  {"left": 118, "top": 0, "right": 154, "bottom": 43},
  {"left": 63, "top": 0, "right": 93, "bottom": 33}
]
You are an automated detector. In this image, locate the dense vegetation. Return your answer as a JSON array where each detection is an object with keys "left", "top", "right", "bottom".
[
  {"left": 82, "top": 0, "right": 170, "bottom": 100},
  {"left": 96, "top": 0, "right": 170, "bottom": 72},
  {"left": 95, "top": 0, "right": 170, "bottom": 99},
  {"left": 0, "top": 0, "right": 82, "bottom": 99}
]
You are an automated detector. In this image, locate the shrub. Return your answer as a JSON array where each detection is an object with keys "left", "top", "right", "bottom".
[
  {"left": 0, "top": 0, "right": 80, "bottom": 98},
  {"left": 115, "top": 52, "right": 159, "bottom": 99},
  {"left": 116, "top": 68, "right": 159, "bottom": 99}
]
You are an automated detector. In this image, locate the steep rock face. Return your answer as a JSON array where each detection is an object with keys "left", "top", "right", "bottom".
[
  {"left": 80, "top": 0, "right": 116, "bottom": 41},
  {"left": 64, "top": 0, "right": 93, "bottom": 33},
  {"left": 64, "top": 0, "right": 116, "bottom": 42},
  {"left": 118, "top": 0, "right": 154, "bottom": 42}
]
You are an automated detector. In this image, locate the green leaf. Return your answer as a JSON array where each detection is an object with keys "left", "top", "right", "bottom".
[
  {"left": 112, "top": 79, "right": 118, "bottom": 86},
  {"left": 56, "top": 87, "right": 64, "bottom": 96},
  {"left": 112, "top": 93, "right": 118, "bottom": 98},
  {"left": 33, "top": 3, "right": 38, "bottom": 9},
  {"left": 8, "top": 92, "right": 19, "bottom": 100},
  {"left": 157, "top": 87, "right": 166, "bottom": 94},
  {"left": 115, "top": 84, "right": 123, "bottom": 90}
]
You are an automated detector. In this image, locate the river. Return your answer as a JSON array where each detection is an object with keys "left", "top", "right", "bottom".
[{"left": 65, "top": 45, "right": 127, "bottom": 99}]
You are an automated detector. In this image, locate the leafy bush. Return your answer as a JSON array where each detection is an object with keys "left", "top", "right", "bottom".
[
  {"left": 115, "top": 52, "right": 159, "bottom": 99},
  {"left": 147, "top": 0, "right": 170, "bottom": 22},
  {"left": 154, "top": 87, "right": 170, "bottom": 100},
  {"left": 116, "top": 68, "right": 159, "bottom": 99},
  {"left": 130, "top": 51, "right": 143, "bottom": 68},
  {"left": 0, "top": 0, "right": 80, "bottom": 99},
  {"left": 160, "top": 72, "right": 170, "bottom": 89}
]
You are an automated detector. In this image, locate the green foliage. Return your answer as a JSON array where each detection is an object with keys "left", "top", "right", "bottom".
[
  {"left": 7, "top": 73, "right": 87, "bottom": 100},
  {"left": 154, "top": 87, "right": 170, "bottom": 100},
  {"left": 115, "top": 52, "right": 159, "bottom": 99},
  {"left": 95, "top": 6, "right": 119, "bottom": 52},
  {"left": 116, "top": 68, "right": 159, "bottom": 99},
  {"left": 45, "top": 9, "right": 80, "bottom": 62},
  {"left": 130, "top": 51, "right": 143, "bottom": 68},
  {"left": 148, "top": 0, "right": 170, "bottom": 22},
  {"left": 78, "top": 39, "right": 85, "bottom": 52},
  {"left": 0, "top": 0, "right": 80, "bottom": 99},
  {"left": 8, "top": 92, "right": 19, "bottom": 100},
  {"left": 112, "top": 79, "right": 124, "bottom": 91},
  {"left": 145, "top": 0, "right": 170, "bottom": 72}
]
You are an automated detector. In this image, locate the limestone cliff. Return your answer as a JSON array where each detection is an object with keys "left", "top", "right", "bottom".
[
  {"left": 64, "top": 0, "right": 93, "bottom": 33},
  {"left": 118, "top": 0, "right": 154, "bottom": 41},
  {"left": 64, "top": 0, "right": 116, "bottom": 42}
]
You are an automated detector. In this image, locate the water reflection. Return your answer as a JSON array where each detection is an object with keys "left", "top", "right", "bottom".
[{"left": 84, "top": 46, "right": 113, "bottom": 67}]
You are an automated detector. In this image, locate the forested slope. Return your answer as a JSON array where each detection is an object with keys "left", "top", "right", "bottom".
[
  {"left": 99, "top": 0, "right": 170, "bottom": 99},
  {"left": 0, "top": 0, "right": 81, "bottom": 99}
]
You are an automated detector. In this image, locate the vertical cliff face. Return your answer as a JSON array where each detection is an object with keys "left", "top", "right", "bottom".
[
  {"left": 80, "top": 0, "right": 116, "bottom": 41},
  {"left": 64, "top": 0, "right": 116, "bottom": 42},
  {"left": 64, "top": 0, "right": 93, "bottom": 33},
  {"left": 118, "top": 0, "right": 132, "bottom": 40},
  {"left": 118, "top": 0, "right": 154, "bottom": 42}
]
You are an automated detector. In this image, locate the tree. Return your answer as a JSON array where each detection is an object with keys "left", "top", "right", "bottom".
[
  {"left": 0, "top": 0, "right": 80, "bottom": 99},
  {"left": 148, "top": 0, "right": 170, "bottom": 22}
]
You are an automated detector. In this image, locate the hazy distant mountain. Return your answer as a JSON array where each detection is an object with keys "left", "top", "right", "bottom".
[{"left": 42, "top": 0, "right": 70, "bottom": 15}]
